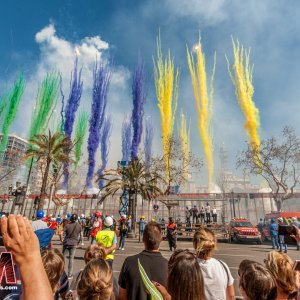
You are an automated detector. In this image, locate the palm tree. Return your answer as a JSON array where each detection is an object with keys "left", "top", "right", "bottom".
[
  {"left": 98, "top": 159, "right": 164, "bottom": 230},
  {"left": 26, "top": 130, "right": 72, "bottom": 210}
]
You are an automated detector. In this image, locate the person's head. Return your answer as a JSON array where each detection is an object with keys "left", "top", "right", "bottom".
[
  {"left": 193, "top": 227, "right": 216, "bottom": 259},
  {"left": 271, "top": 218, "right": 275, "bottom": 223},
  {"left": 238, "top": 261, "right": 277, "bottom": 300},
  {"left": 94, "top": 212, "right": 101, "bottom": 219},
  {"left": 77, "top": 258, "right": 114, "bottom": 300},
  {"left": 167, "top": 249, "right": 206, "bottom": 300},
  {"left": 142, "top": 222, "right": 162, "bottom": 251},
  {"left": 238, "top": 259, "right": 260, "bottom": 277},
  {"left": 169, "top": 217, "right": 173, "bottom": 223},
  {"left": 277, "top": 217, "right": 283, "bottom": 224},
  {"left": 260, "top": 218, "right": 263, "bottom": 221},
  {"left": 41, "top": 248, "right": 64, "bottom": 293},
  {"left": 70, "top": 213, "right": 78, "bottom": 223},
  {"left": 264, "top": 251, "right": 296, "bottom": 295},
  {"left": 84, "top": 244, "right": 106, "bottom": 264},
  {"left": 104, "top": 216, "right": 113, "bottom": 228},
  {"left": 36, "top": 210, "right": 44, "bottom": 220},
  {"left": 292, "top": 217, "right": 297, "bottom": 222}
]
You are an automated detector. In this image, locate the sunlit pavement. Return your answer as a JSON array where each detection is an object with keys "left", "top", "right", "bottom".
[{"left": 52, "top": 235, "right": 300, "bottom": 296}]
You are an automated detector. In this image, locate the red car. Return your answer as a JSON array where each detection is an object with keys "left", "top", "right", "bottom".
[{"left": 228, "top": 218, "right": 262, "bottom": 244}]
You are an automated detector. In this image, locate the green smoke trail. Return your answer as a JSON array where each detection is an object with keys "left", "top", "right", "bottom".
[
  {"left": 0, "top": 74, "right": 25, "bottom": 152},
  {"left": 74, "top": 111, "right": 89, "bottom": 169},
  {"left": 29, "top": 72, "right": 60, "bottom": 139},
  {"left": 0, "top": 94, "right": 9, "bottom": 119}
]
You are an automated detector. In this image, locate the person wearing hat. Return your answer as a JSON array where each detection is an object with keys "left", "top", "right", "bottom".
[
  {"left": 90, "top": 212, "right": 102, "bottom": 244},
  {"left": 96, "top": 216, "right": 117, "bottom": 268},
  {"left": 269, "top": 218, "right": 279, "bottom": 250},
  {"left": 31, "top": 210, "right": 48, "bottom": 231},
  {"left": 138, "top": 216, "right": 146, "bottom": 243},
  {"left": 60, "top": 213, "right": 82, "bottom": 279}
]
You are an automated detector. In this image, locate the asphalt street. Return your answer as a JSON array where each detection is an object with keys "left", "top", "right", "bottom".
[{"left": 52, "top": 236, "right": 300, "bottom": 297}]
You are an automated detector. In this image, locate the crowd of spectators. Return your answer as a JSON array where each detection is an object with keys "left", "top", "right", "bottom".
[{"left": 1, "top": 214, "right": 300, "bottom": 300}]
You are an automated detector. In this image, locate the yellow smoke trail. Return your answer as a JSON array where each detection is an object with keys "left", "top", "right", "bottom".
[
  {"left": 154, "top": 34, "right": 179, "bottom": 179},
  {"left": 226, "top": 39, "right": 260, "bottom": 151},
  {"left": 187, "top": 41, "right": 215, "bottom": 190},
  {"left": 178, "top": 112, "right": 191, "bottom": 185}
]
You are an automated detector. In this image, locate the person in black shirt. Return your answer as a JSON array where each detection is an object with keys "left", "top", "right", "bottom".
[{"left": 118, "top": 222, "right": 168, "bottom": 300}]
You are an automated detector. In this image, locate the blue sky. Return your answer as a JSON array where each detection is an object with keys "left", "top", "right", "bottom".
[{"left": 1, "top": 0, "right": 300, "bottom": 186}]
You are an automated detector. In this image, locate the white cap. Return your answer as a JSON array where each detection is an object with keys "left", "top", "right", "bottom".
[
  {"left": 292, "top": 217, "right": 297, "bottom": 221},
  {"left": 121, "top": 215, "right": 126, "bottom": 219},
  {"left": 278, "top": 217, "right": 283, "bottom": 222},
  {"left": 81, "top": 214, "right": 85, "bottom": 218},
  {"left": 104, "top": 216, "right": 114, "bottom": 227}
]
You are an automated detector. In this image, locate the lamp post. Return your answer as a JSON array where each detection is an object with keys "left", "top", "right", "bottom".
[{"left": 231, "top": 191, "right": 236, "bottom": 218}]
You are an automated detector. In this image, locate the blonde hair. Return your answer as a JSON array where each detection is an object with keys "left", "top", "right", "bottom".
[
  {"left": 264, "top": 251, "right": 296, "bottom": 294},
  {"left": 84, "top": 244, "right": 107, "bottom": 264},
  {"left": 193, "top": 227, "right": 216, "bottom": 259},
  {"left": 77, "top": 258, "right": 114, "bottom": 300},
  {"left": 41, "top": 248, "right": 64, "bottom": 293}
]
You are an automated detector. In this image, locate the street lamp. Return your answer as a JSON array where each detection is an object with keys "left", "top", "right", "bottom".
[{"left": 231, "top": 191, "right": 236, "bottom": 218}]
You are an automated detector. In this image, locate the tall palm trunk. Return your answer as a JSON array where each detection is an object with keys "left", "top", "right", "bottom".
[
  {"left": 39, "top": 158, "right": 51, "bottom": 210},
  {"left": 128, "top": 190, "right": 135, "bottom": 230}
]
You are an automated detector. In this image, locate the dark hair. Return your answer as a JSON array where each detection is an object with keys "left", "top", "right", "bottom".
[
  {"left": 41, "top": 248, "right": 64, "bottom": 293},
  {"left": 239, "top": 261, "right": 277, "bottom": 300},
  {"left": 142, "top": 222, "right": 162, "bottom": 250},
  {"left": 167, "top": 250, "right": 206, "bottom": 300}
]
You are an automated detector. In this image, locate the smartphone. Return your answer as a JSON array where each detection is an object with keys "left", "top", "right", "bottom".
[{"left": 293, "top": 260, "right": 300, "bottom": 271}]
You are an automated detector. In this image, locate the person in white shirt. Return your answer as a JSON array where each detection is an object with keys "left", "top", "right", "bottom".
[
  {"left": 212, "top": 206, "right": 217, "bottom": 223},
  {"left": 205, "top": 203, "right": 211, "bottom": 224},
  {"left": 193, "top": 227, "right": 235, "bottom": 300},
  {"left": 31, "top": 210, "right": 48, "bottom": 231}
]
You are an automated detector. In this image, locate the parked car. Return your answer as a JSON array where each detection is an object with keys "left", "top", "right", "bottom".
[{"left": 228, "top": 218, "right": 262, "bottom": 244}]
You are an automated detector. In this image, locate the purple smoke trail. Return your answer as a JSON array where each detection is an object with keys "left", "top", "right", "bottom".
[
  {"left": 63, "top": 57, "right": 83, "bottom": 189},
  {"left": 131, "top": 57, "right": 146, "bottom": 160},
  {"left": 144, "top": 117, "right": 154, "bottom": 168},
  {"left": 86, "top": 63, "right": 111, "bottom": 188},
  {"left": 97, "top": 116, "right": 113, "bottom": 189},
  {"left": 122, "top": 116, "right": 132, "bottom": 162}
]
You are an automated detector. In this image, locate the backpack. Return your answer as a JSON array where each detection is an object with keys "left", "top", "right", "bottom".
[
  {"left": 120, "top": 223, "right": 128, "bottom": 233},
  {"left": 34, "top": 228, "right": 55, "bottom": 249}
]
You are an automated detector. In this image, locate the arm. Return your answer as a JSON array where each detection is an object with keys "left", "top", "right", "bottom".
[
  {"left": 1, "top": 215, "right": 53, "bottom": 300},
  {"left": 152, "top": 281, "right": 171, "bottom": 300},
  {"left": 119, "top": 287, "right": 127, "bottom": 300},
  {"left": 226, "top": 284, "right": 235, "bottom": 300},
  {"left": 105, "top": 243, "right": 117, "bottom": 255}
]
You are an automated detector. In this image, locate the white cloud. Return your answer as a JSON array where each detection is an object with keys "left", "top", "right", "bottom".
[{"left": 9, "top": 24, "right": 131, "bottom": 172}]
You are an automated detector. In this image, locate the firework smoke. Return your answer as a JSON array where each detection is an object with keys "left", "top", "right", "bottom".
[
  {"left": 226, "top": 39, "right": 260, "bottom": 151},
  {"left": 74, "top": 111, "right": 89, "bottom": 169},
  {"left": 0, "top": 74, "right": 25, "bottom": 152},
  {"left": 178, "top": 112, "right": 190, "bottom": 184},
  {"left": 97, "top": 116, "right": 112, "bottom": 189},
  {"left": 154, "top": 34, "right": 179, "bottom": 179},
  {"left": 187, "top": 41, "right": 215, "bottom": 189},
  {"left": 63, "top": 58, "right": 83, "bottom": 188},
  {"left": 86, "top": 63, "right": 111, "bottom": 188},
  {"left": 29, "top": 72, "right": 60, "bottom": 139},
  {"left": 131, "top": 57, "right": 146, "bottom": 160},
  {"left": 144, "top": 117, "right": 154, "bottom": 169},
  {"left": 122, "top": 116, "right": 132, "bottom": 162}
]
